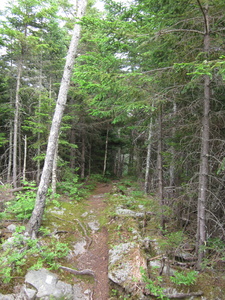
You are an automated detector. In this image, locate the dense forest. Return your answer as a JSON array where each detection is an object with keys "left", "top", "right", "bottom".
[{"left": 0, "top": 0, "right": 225, "bottom": 271}]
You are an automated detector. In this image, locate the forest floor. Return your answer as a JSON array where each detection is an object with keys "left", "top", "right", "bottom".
[{"left": 1, "top": 180, "right": 225, "bottom": 300}]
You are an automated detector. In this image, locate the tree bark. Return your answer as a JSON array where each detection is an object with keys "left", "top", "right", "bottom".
[
  {"left": 22, "top": 135, "right": 27, "bottom": 182},
  {"left": 7, "top": 120, "right": 13, "bottom": 183},
  {"left": 144, "top": 116, "right": 153, "bottom": 194},
  {"left": 169, "top": 101, "right": 177, "bottom": 187},
  {"left": 27, "top": 0, "right": 87, "bottom": 238},
  {"left": 51, "top": 137, "right": 59, "bottom": 194},
  {"left": 196, "top": 0, "right": 210, "bottom": 268},
  {"left": 13, "top": 61, "right": 22, "bottom": 188},
  {"left": 103, "top": 127, "right": 109, "bottom": 176}
]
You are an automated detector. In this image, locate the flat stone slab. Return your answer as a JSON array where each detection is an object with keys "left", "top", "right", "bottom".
[
  {"left": 25, "top": 269, "right": 72, "bottom": 299},
  {"left": 115, "top": 206, "right": 145, "bottom": 218}
]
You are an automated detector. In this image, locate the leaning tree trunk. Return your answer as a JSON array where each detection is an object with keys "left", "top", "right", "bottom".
[
  {"left": 196, "top": 0, "right": 210, "bottom": 268},
  {"left": 27, "top": 0, "right": 87, "bottom": 238},
  {"left": 51, "top": 137, "right": 59, "bottom": 194}
]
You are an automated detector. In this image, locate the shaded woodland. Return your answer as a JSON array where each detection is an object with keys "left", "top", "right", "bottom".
[{"left": 0, "top": 0, "right": 225, "bottom": 268}]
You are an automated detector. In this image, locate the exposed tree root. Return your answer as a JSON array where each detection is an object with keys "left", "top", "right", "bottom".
[{"left": 59, "top": 265, "right": 95, "bottom": 278}]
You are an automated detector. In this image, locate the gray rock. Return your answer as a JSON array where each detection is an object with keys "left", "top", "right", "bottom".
[
  {"left": 19, "top": 285, "right": 37, "bottom": 300},
  {"left": 108, "top": 242, "right": 133, "bottom": 265},
  {"left": 87, "top": 220, "right": 100, "bottom": 231},
  {"left": 93, "top": 194, "right": 104, "bottom": 198},
  {"left": 115, "top": 206, "right": 145, "bottom": 218},
  {"left": 25, "top": 268, "right": 73, "bottom": 299},
  {"left": 73, "top": 239, "right": 87, "bottom": 255},
  {"left": 81, "top": 211, "right": 88, "bottom": 218},
  {"left": 49, "top": 207, "right": 65, "bottom": 215},
  {"left": 72, "top": 285, "right": 90, "bottom": 299},
  {"left": 24, "top": 268, "right": 90, "bottom": 300},
  {"left": 2, "top": 236, "right": 15, "bottom": 250},
  {"left": 0, "top": 294, "right": 15, "bottom": 300},
  {"left": 108, "top": 242, "right": 147, "bottom": 298},
  {"left": 7, "top": 224, "right": 16, "bottom": 232}
]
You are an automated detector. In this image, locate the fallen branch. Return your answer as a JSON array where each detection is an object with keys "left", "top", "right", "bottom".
[
  {"left": 59, "top": 265, "right": 95, "bottom": 278},
  {"left": 164, "top": 291, "right": 203, "bottom": 299},
  {"left": 54, "top": 216, "right": 73, "bottom": 223},
  {"left": 147, "top": 291, "right": 203, "bottom": 299},
  {"left": 9, "top": 187, "right": 37, "bottom": 193},
  {"left": 148, "top": 254, "right": 166, "bottom": 261}
]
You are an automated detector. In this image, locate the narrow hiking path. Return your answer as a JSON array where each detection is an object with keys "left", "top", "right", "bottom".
[{"left": 76, "top": 182, "right": 112, "bottom": 300}]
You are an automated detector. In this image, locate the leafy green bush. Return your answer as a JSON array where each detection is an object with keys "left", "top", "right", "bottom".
[
  {"left": 5, "top": 181, "right": 37, "bottom": 220},
  {"left": 141, "top": 267, "right": 169, "bottom": 300},
  {"left": 170, "top": 270, "right": 198, "bottom": 286}
]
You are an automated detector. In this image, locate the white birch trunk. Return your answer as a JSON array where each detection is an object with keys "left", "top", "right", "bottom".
[
  {"left": 22, "top": 135, "right": 27, "bottom": 182},
  {"left": 27, "top": 0, "right": 87, "bottom": 237},
  {"left": 51, "top": 137, "right": 59, "bottom": 194}
]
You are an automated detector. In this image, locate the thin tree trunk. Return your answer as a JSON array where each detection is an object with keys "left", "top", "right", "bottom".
[
  {"left": 144, "top": 116, "right": 153, "bottom": 194},
  {"left": 7, "top": 120, "right": 13, "bottom": 183},
  {"left": 27, "top": 0, "right": 87, "bottom": 238},
  {"left": 51, "top": 137, "right": 59, "bottom": 194},
  {"left": 81, "top": 131, "right": 85, "bottom": 179},
  {"left": 22, "top": 135, "right": 27, "bottom": 182},
  {"left": 70, "top": 125, "right": 76, "bottom": 171},
  {"left": 88, "top": 143, "right": 92, "bottom": 176},
  {"left": 36, "top": 57, "right": 44, "bottom": 184},
  {"left": 13, "top": 61, "right": 22, "bottom": 188},
  {"left": 196, "top": 0, "right": 210, "bottom": 268},
  {"left": 169, "top": 101, "right": 177, "bottom": 187},
  {"left": 158, "top": 105, "right": 165, "bottom": 231},
  {"left": 103, "top": 127, "right": 109, "bottom": 176}
]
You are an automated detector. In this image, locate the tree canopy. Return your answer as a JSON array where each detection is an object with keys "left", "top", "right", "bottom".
[{"left": 0, "top": 0, "right": 225, "bottom": 266}]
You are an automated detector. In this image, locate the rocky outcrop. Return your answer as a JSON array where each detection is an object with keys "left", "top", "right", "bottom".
[
  {"left": 108, "top": 242, "right": 147, "bottom": 299},
  {"left": 0, "top": 268, "right": 91, "bottom": 300}
]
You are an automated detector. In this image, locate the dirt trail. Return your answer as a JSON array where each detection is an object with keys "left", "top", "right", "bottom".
[{"left": 77, "top": 183, "right": 112, "bottom": 300}]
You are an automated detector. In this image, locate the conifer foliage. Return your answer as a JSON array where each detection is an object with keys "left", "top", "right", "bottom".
[{"left": 0, "top": 0, "right": 225, "bottom": 264}]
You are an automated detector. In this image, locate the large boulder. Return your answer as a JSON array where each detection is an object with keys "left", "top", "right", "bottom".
[{"left": 108, "top": 242, "right": 147, "bottom": 299}]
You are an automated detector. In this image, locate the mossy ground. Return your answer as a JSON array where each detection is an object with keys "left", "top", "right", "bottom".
[{"left": 1, "top": 180, "right": 225, "bottom": 299}]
